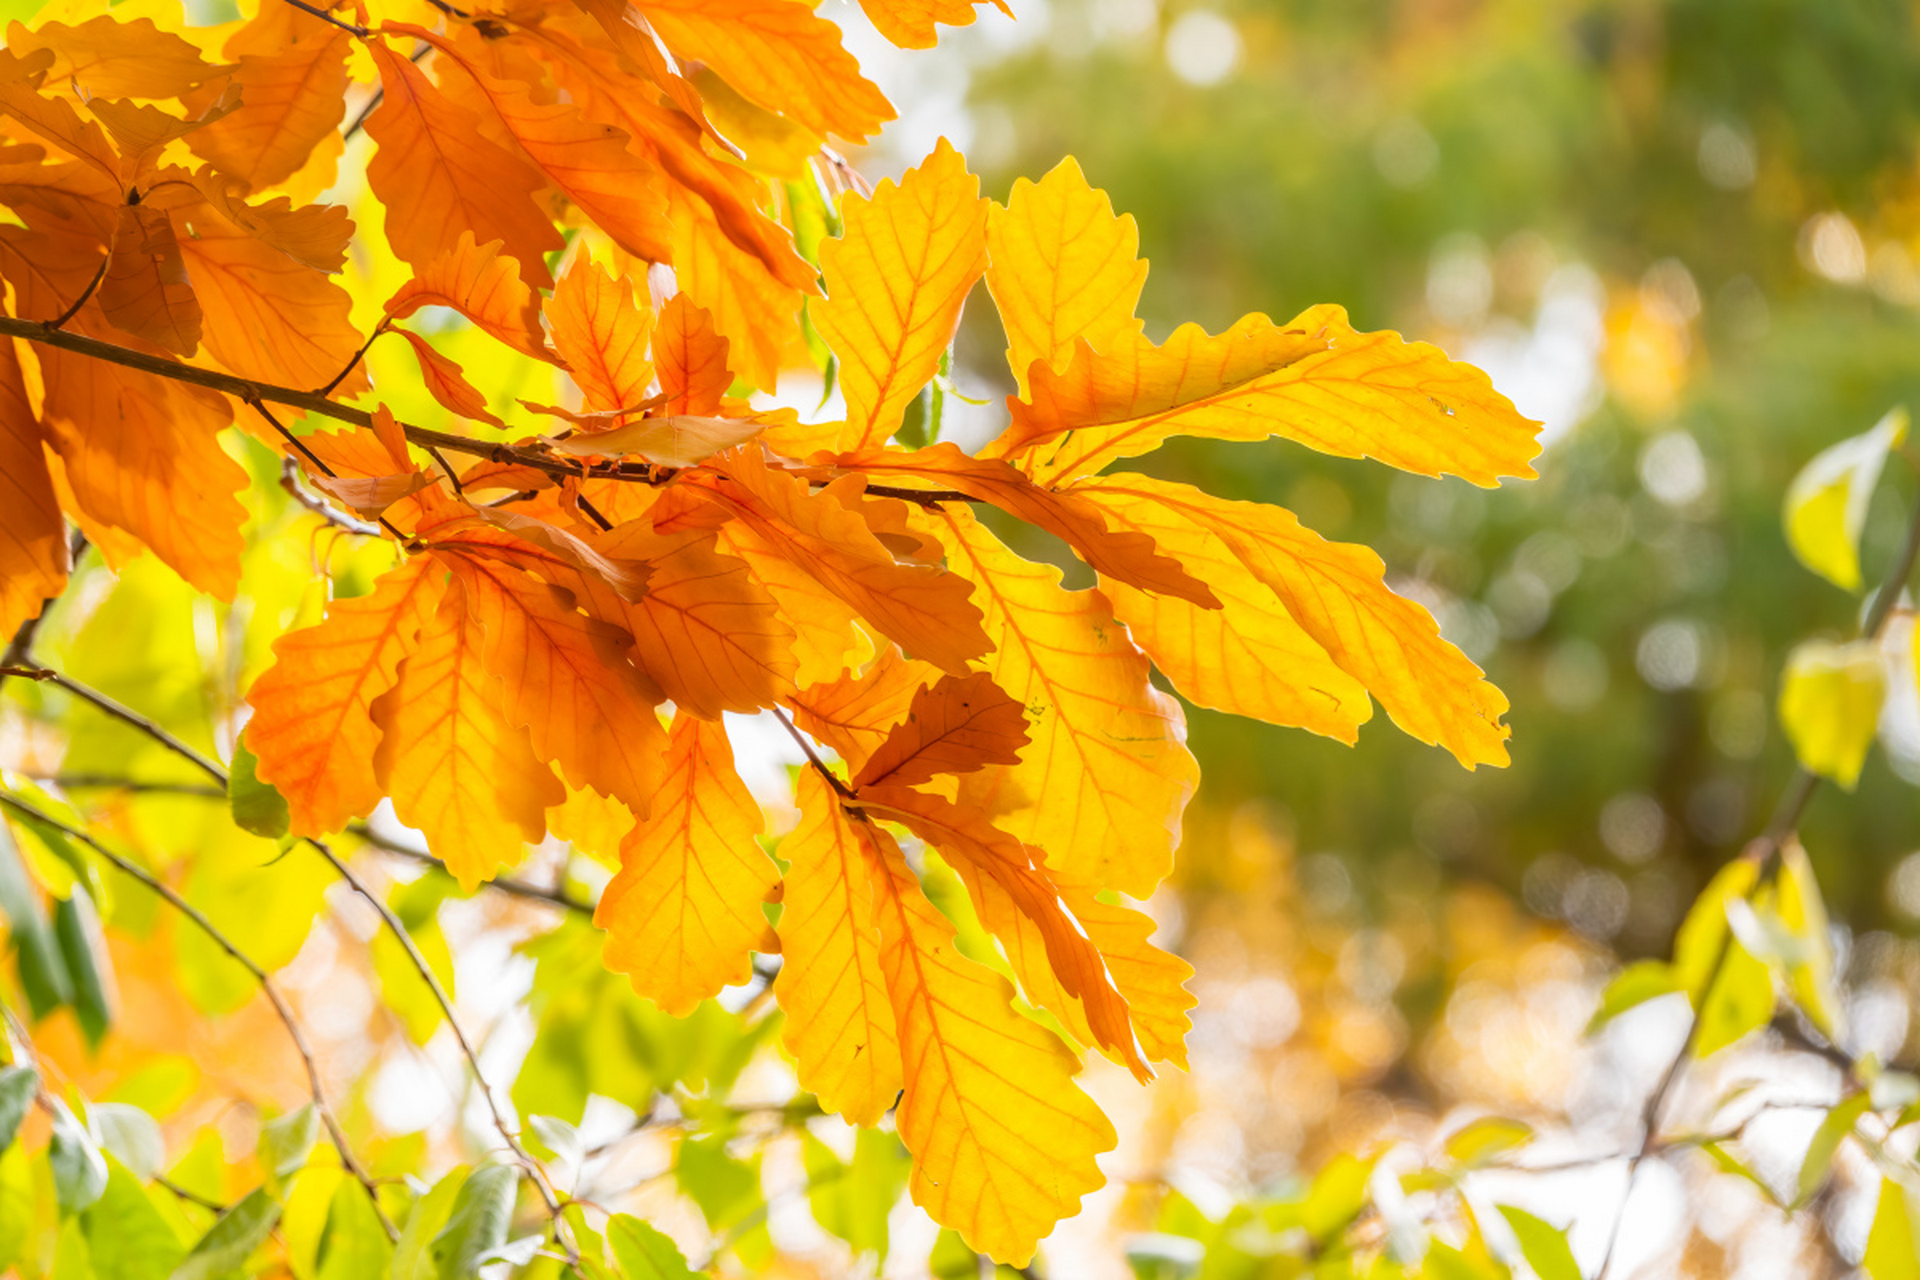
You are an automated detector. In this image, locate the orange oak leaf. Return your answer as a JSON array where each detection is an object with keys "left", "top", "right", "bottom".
[
  {"left": 99, "top": 204, "right": 201, "bottom": 356},
  {"left": 363, "top": 40, "right": 562, "bottom": 289},
  {"left": 10, "top": 16, "right": 226, "bottom": 100},
  {"left": 0, "top": 49, "right": 120, "bottom": 184},
  {"left": 186, "top": 171, "right": 354, "bottom": 274},
  {"left": 1077, "top": 480, "right": 1372, "bottom": 739},
  {"left": 371, "top": 581, "right": 563, "bottom": 889},
  {"left": 246, "top": 556, "right": 447, "bottom": 836},
  {"left": 547, "top": 252, "right": 654, "bottom": 414},
  {"left": 445, "top": 551, "right": 670, "bottom": 816},
  {"left": 383, "top": 231, "right": 557, "bottom": 363},
  {"left": 860, "top": 783, "right": 1145, "bottom": 1078},
  {"left": 654, "top": 293, "right": 731, "bottom": 416},
  {"left": 985, "top": 156, "right": 1147, "bottom": 396},
  {"left": 592, "top": 522, "right": 797, "bottom": 719},
  {"left": 392, "top": 328, "right": 506, "bottom": 428},
  {"left": 776, "top": 767, "right": 901, "bottom": 1125},
  {"left": 178, "top": 206, "right": 363, "bottom": 391},
  {"left": 837, "top": 442, "right": 1217, "bottom": 605},
  {"left": 1077, "top": 474, "right": 1513, "bottom": 767},
  {"left": 306, "top": 471, "right": 441, "bottom": 520},
  {"left": 1061, "top": 885, "right": 1195, "bottom": 1068},
  {"left": 851, "top": 671, "right": 1027, "bottom": 789},
  {"left": 667, "top": 186, "right": 802, "bottom": 391},
  {"left": 546, "top": 414, "right": 768, "bottom": 468},
  {"left": 816, "top": 139, "right": 988, "bottom": 451},
  {"left": 402, "top": 24, "right": 675, "bottom": 267},
  {"left": 596, "top": 711, "right": 776, "bottom": 1014},
  {"left": 0, "top": 339, "right": 65, "bottom": 636},
  {"left": 187, "top": 21, "right": 350, "bottom": 191},
  {"left": 857, "top": 0, "right": 1010, "bottom": 50},
  {"left": 1002, "top": 306, "right": 1545, "bottom": 487},
  {"left": 926, "top": 504, "right": 1195, "bottom": 898},
  {"left": 637, "top": 0, "right": 893, "bottom": 142},
  {"left": 692, "top": 449, "right": 990, "bottom": 674},
  {"left": 716, "top": 521, "right": 871, "bottom": 686},
  {"left": 859, "top": 812, "right": 1115, "bottom": 1265},
  {"left": 787, "top": 646, "right": 943, "bottom": 767}
]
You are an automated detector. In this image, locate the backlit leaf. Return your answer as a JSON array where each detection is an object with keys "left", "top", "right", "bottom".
[
  {"left": 1780, "top": 638, "right": 1884, "bottom": 790},
  {"left": 852, "top": 672, "right": 1028, "bottom": 789},
  {"left": 1784, "top": 406, "right": 1907, "bottom": 591}
]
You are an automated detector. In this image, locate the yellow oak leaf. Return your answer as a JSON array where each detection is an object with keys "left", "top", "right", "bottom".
[
  {"left": 545, "top": 785, "right": 636, "bottom": 869},
  {"left": 1078, "top": 479, "right": 1373, "bottom": 739},
  {"left": 851, "top": 672, "right": 1028, "bottom": 789},
  {"left": 857, "top": 0, "right": 1010, "bottom": 50},
  {"left": 383, "top": 231, "right": 557, "bottom": 363},
  {"left": 860, "top": 813, "right": 1115, "bottom": 1264},
  {"left": 371, "top": 581, "right": 562, "bottom": 889},
  {"left": 1077, "top": 474, "right": 1512, "bottom": 768},
  {"left": 985, "top": 156, "right": 1147, "bottom": 396},
  {"left": 1000, "top": 305, "right": 1543, "bottom": 486},
  {"left": 666, "top": 186, "right": 801, "bottom": 391},
  {"left": 597, "top": 711, "right": 776, "bottom": 1014},
  {"left": 716, "top": 520, "right": 871, "bottom": 686},
  {"left": 363, "top": 40, "right": 563, "bottom": 289},
  {"left": 650, "top": 293, "right": 731, "bottom": 416},
  {"left": 99, "top": 203, "right": 201, "bottom": 356},
  {"left": 776, "top": 767, "right": 901, "bottom": 1125},
  {"left": 548, "top": 251, "right": 655, "bottom": 415},
  {"left": 247, "top": 556, "right": 447, "bottom": 836},
  {"left": 445, "top": 551, "right": 670, "bottom": 816},
  {"left": 816, "top": 140, "right": 989, "bottom": 451},
  {"left": 1060, "top": 885, "right": 1194, "bottom": 1069},
  {"left": 926, "top": 503, "right": 1196, "bottom": 898},
  {"left": 693, "top": 449, "right": 990, "bottom": 675},
  {"left": 0, "top": 339, "right": 65, "bottom": 637}
]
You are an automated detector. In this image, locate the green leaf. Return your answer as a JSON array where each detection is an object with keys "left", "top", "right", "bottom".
[
  {"left": 1695, "top": 938, "right": 1776, "bottom": 1057},
  {"left": 170, "top": 1188, "right": 281, "bottom": 1280},
  {"left": 606, "top": 1215, "right": 700, "bottom": 1279},
  {"left": 1796, "top": 1092, "right": 1873, "bottom": 1207},
  {"left": 83, "top": 1161, "right": 187, "bottom": 1280},
  {"left": 318, "top": 1180, "right": 396, "bottom": 1280},
  {"left": 0, "top": 819, "right": 73, "bottom": 1019},
  {"left": 258, "top": 1105, "right": 319, "bottom": 1193},
  {"left": 389, "top": 1168, "right": 465, "bottom": 1280},
  {"left": 1779, "top": 638, "right": 1885, "bottom": 791},
  {"left": 1444, "top": 1119, "right": 1533, "bottom": 1170},
  {"left": 803, "top": 1129, "right": 908, "bottom": 1264},
  {"left": 1870, "top": 1176, "right": 1920, "bottom": 1280},
  {"left": 1673, "top": 861, "right": 1760, "bottom": 999},
  {"left": 1495, "top": 1205, "right": 1577, "bottom": 1280},
  {"left": 49, "top": 1103, "right": 107, "bottom": 1215},
  {"left": 0, "top": 1067, "right": 39, "bottom": 1154},
  {"left": 674, "top": 1136, "right": 759, "bottom": 1232},
  {"left": 1300, "top": 1151, "right": 1378, "bottom": 1243},
  {"left": 1784, "top": 406, "right": 1907, "bottom": 592},
  {"left": 1700, "top": 1141, "right": 1782, "bottom": 1208},
  {"left": 89, "top": 1104, "right": 163, "bottom": 1181},
  {"left": 1587, "top": 960, "right": 1682, "bottom": 1033},
  {"left": 53, "top": 889, "right": 113, "bottom": 1048},
  {"left": 228, "top": 737, "right": 291, "bottom": 840},
  {"left": 429, "top": 1163, "right": 517, "bottom": 1280}
]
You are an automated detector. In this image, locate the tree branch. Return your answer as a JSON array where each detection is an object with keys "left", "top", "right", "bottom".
[
  {"left": 0, "top": 793, "right": 396, "bottom": 1240},
  {"left": 0, "top": 666, "right": 226, "bottom": 786},
  {"left": 348, "top": 823, "right": 595, "bottom": 916}
]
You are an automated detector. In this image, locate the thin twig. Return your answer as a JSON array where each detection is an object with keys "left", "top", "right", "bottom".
[
  {"left": 770, "top": 707, "right": 854, "bottom": 800},
  {"left": 275, "top": 0, "right": 369, "bottom": 37},
  {"left": 316, "top": 320, "right": 388, "bottom": 398},
  {"left": 0, "top": 666, "right": 226, "bottom": 786},
  {"left": 303, "top": 837, "right": 581, "bottom": 1266},
  {"left": 44, "top": 254, "right": 110, "bottom": 332},
  {"left": 0, "top": 793, "right": 397, "bottom": 1240},
  {"left": 280, "top": 457, "right": 382, "bottom": 537},
  {"left": 30, "top": 775, "right": 226, "bottom": 798},
  {"left": 350, "top": 824, "right": 595, "bottom": 916}
]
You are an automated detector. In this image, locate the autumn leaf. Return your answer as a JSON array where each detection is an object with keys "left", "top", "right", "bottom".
[
  {"left": 859, "top": 811, "right": 1115, "bottom": 1264},
  {"left": 0, "top": 48, "right": 120, "bottom": 183},
  {"left": 383, "top": 231, "right": 556, "bottom": 363},
  {"left": 446, "top": 552, "right": 669, "bottom": 816},
  {"left": 985, "top": 156, "right": 1147, "bottom": 396},
  {"left": 99, "top": 204, "right": 201, "bottom": 356},
  {"left": 0, "top": 340, "right": 65, "bottom": 636},
  {"left": 776, "top": 768, "right": 901, "bottom": 1125},
  {"left": 371, "top": 581, "right": 563, "bottom": 889},
  {"left": 857, "top": 0, "right": 1011, "bottom": 50},
  {"left": 548, "top": 252, "right": 655, "bottom": 415},
  {"left": 597, "top": 712, "right": 776, "bottom": 1014},
  {"left": 363, "top": 41, "right": 563, "bottom": 289},
  {"left": 185, "top": 174, "right": 353, "bottom": 274},
  {"left": 1059, "top": 886, "right": 1194, "bottom": 1068},
  {"left": 187, "top": 15, "right": 349, "bottom": 191},
  {"left": 1076, "top": 474, "right": 1512, "bottom": 767},
  {"left": 816, "top": 139, "right": 989, "bottom": 451},
  {"left": 9, "top": 16, "right": 225, "bottom": 100},
  {"left": 851, "top": 672, "right": 1028, "bottom": 789},
  {"left": 392, "top": 328, "right": 506, "bottom": 428},
  {"left": 247, "top": 557, "right": 447, "bottom": 836},
  {"left": 787, "top": 646, "right": 944, "bottom": 768},
  {"left": 666, "top": 186, "right": 803, "bottom": 391},
  {"left": 654, "top": 294, "right": 733, "bottom": 416},
  {"left": 927, "top": 504, "right": 1196, "bottom": 898},
  {"left": 691, "top": 450, "right": 991, "bottom": 674}
]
